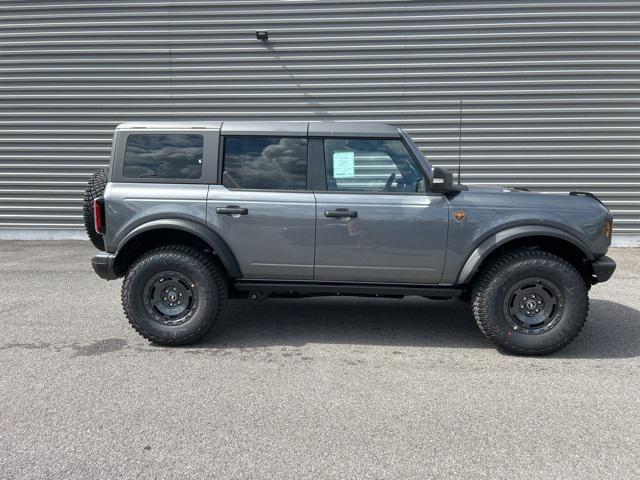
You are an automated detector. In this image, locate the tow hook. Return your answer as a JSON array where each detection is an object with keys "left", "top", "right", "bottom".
[{"left": 248, "top": 291, "right": 270, "bottom": 303}]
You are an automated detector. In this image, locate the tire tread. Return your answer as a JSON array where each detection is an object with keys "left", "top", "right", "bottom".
[
  {"left": 121, "top": 245, "right": 228, "bottom": 346},
  {"left": 82, "top": 168, "right": 109, "bottom": 251},
  {"left": 471, "top": 249, "right": 589, "bottom": 356}
]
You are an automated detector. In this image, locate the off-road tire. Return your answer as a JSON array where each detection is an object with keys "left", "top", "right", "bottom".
[
  {"left": 121, "top": 245, "right": 227, "bottom": 346},
  {"left": 83, "top": 168, "right": 109, "bottom": 251},
  {"left": 471, "top": 249, "right": 588, "bottom": 355}
]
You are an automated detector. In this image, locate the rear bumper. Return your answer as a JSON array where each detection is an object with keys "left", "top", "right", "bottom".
[
  {"left": 591, "top": 255, "right": 616, "bottom": 284},
  {"left": 91, "top": 252, "right": 118, "bottom": 280}
]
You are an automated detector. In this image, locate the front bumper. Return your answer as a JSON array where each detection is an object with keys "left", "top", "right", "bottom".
[
  {"left": 591, "top": 255, "right": 616, "bottom": 284},
  {"left": 91, "top": 252, "right": 118, "bottom": 280}
]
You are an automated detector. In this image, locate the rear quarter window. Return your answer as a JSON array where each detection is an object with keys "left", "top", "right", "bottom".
[{"left": 123, "top": 134, "right": 203, "bottom": 179}]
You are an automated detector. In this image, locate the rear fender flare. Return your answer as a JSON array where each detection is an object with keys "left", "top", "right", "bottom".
[
  {"left": 457, "top": 225, "right": 594, "bottom": 284},
  {"left": 116, "top": 218, "right": 242, "bottom": 278}
]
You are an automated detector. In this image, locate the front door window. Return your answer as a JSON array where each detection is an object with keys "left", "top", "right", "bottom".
[{"left": 324, "top": 138, "right": 424, "bottom": 193}]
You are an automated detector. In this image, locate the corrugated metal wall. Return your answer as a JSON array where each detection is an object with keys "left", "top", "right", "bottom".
[{"left": 0, "top": 0, "right": 639, "bottom": 234}]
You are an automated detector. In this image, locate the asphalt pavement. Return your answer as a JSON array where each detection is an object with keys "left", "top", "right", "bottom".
[{"left": 1, "top": 241, "right": 639, "bottom": 479}]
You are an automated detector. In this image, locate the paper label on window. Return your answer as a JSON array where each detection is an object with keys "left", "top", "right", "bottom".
[{"left": 333, "top": 151, "right": 355, "bottom": 178}]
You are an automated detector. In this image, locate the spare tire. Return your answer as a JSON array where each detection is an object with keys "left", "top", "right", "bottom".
[{"left": 83, "top": 168, "right": 109, "bottom": 251}]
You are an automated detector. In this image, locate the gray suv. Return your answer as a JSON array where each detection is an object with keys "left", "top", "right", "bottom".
[{"left": 85, "top": 121, "right": 615, "bottom": 355}]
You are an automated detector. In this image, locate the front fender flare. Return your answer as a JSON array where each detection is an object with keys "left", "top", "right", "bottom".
[
  {"left": 116, "top": 218, "right": 242, "bottom": 278},
  {"left": 457, "top": 225, "right": 594, "bottom": 284}
]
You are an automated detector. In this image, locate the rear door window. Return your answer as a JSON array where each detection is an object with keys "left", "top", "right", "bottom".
[
  {"left": 222, "top": 137, "right": 308, "bottom": 190},
  {"left": 123, "top": 134, "right": 203, "bottom": 179}
]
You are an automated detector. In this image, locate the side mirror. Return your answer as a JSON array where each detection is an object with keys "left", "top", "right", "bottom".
[
  {"left": 431, "top": 167, "right": 454, "bottom": 192},
  {"left": 431, "top": 167, "right": 466, "bottom": 193}
]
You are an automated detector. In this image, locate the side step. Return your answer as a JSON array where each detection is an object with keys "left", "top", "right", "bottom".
[{"left": 233, "top": 280, "right": 462, "bottom": 298}]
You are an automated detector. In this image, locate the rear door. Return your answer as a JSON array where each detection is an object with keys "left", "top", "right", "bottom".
[
  {"left": 313, "top": 137, "right": 449, "bottom": 284},
  {"left": 207, "top": 132, "right": 316, "bottom": 280}
]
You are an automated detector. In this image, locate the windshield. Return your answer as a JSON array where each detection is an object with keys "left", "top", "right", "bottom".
[{"left": 398, "top": 128, "right": 433, "bottom": 182}]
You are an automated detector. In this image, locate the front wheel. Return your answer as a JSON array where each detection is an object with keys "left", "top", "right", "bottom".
[
  {"left": 121, "top": 245, "right": 227, "bottom": 346},
  {"left": 471, "top": 249, "right": 588, "bottom": 355}
]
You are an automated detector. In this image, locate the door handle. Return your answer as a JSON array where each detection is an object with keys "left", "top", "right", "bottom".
[
  {"left": 216, "top": 205, "right": 248, "bottom": 215},
  {"left": 324, "top": 208, "right": 357, "bottom": 218}
]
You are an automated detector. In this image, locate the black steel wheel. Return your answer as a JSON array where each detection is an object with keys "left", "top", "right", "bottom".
[
  {"left": 471, "top": 249, "right": 588, "bottom": 355},
  {"left": 121, "top": 245, "right": 227, "bottom": 346},
  {"left": 503, "top": 278, "right": 564, "bottom": 334},
  {"left": 143, "top": 272, "right": 198, "bottom": 326}
]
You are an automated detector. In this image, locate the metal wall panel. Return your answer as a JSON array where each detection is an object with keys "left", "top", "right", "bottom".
[{"left": 0, "top": 0, "right": 638, "bottom": 234}]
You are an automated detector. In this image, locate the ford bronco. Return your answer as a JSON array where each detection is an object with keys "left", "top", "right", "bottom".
[{"left": 85, "top": 121, "right": 615, "bottom": 355}]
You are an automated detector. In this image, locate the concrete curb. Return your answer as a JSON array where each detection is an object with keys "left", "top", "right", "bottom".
[
  {"left": 1, "top": 229, "right": 639, "bottom": 247},
  {"left": 0, "top": 229, "right": 88, "bottom": 241}
]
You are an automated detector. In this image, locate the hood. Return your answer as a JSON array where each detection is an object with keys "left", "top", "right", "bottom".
[
  {"left": 459, "top": 185, "right": 609, "bottom": 215},
  {"left": 464, "top": 185, "right": 532, "bottom": 194}
]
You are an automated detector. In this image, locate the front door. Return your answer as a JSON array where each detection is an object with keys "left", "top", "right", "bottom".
[
  {"left": 207, "top": 135, "right": 315, "bottom": 280},
  {"left": 314, "top": 137, "right": 449, "bottom": 284}
]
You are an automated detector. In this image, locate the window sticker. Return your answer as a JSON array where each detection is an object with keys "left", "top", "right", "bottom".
[{"left": 333, "top": 151, "right": 355, "bottom": 178}]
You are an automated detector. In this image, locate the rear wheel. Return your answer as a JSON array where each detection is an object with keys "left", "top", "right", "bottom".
[
  {"left": 83, "top": 168, "right": 109, "bottom": 251},
  {"left": 471, "top": 249, "right": 588, "bottom": 355},
  {"left": 121, "top": 245, "right": 227, "bottom": 345}
]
